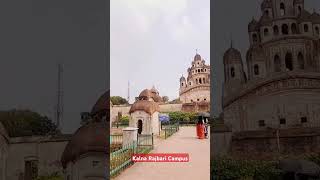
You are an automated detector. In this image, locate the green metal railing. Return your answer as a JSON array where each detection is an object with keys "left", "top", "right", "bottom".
[
  {"left": 110, "top": 141, "right": 136, "bottom": 177},
  {"left": 110, "top": 134, "right": 154, "bottom": 177},
  {"left": 162, "top": 123, "right": 179, "bottom": 139},
  {"left": 137, "top": 133, "right": 154, "bottom": 153}
]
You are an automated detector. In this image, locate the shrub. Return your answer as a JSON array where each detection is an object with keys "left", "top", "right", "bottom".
[{"left": 211, "top": 156, "right": 282, "bottom": 180}]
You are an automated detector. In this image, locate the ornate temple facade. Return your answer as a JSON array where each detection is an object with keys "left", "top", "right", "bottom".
[
  {"left": 179, "top": 53, "right": 210, "bottom": 112},
  {"left": 213, "top": 0, "right": 320, "bottom": 159},
  {"left": 223, "top": 0, "right": 320, "bottom": 132}
]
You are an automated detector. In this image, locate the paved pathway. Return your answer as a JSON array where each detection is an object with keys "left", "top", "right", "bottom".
[{"left": 113, "top": 126, "right": 210, "bottom": 180}]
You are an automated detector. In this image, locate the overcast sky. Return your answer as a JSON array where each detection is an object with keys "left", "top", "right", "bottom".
[
  {"left": 110, "top": 0, "right": 210, "bottom": 103},
  {"left": 0, "top": 0, "right": 318, "bottom": 133},
  {"left": 211, "top": 0, "right": 320, "bottom": 116},
  {"left": 0, "top": 0, "right": 108, "bottom": 133}
]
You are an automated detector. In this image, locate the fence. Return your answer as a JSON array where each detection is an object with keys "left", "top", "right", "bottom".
[
  {"left": 110, "top": 141, "right": 136, "bottom": 177},
  {"left": 110, "top": 134, "right": 154, "bottom": 177},
  {"left": 162, "top": 123, "right": 179, "bottom": 139},
  {"left": 137, "top": 133, "right": 154, "bottom": 153}
]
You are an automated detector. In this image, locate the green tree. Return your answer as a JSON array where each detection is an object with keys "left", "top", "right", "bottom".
[
  {"left": 162, "top": 96, "right": 169, "bottom": 103},
  {"left": 110, "top": 96, "right": 128, "bottom": 105},
  {"left": 167, "top": 111, "right": 197, "bottom": 123},
  {"left": 0, "top": 109, "right": 59, "bottom": 137},
  {"left": 120, "top": 115, "right": 129, "bottom": 124}
]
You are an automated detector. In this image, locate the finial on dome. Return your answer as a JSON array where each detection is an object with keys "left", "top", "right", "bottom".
[{"left": 230, "top": 34, "right": 233, "bottom": 48}]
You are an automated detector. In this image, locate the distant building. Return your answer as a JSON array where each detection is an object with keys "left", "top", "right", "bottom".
[
  {"left": 0, "top": 91, "right": 109, "bottom": 180},
  {"left": 179, "top": 53, "right": 210, "bottom": 112}
]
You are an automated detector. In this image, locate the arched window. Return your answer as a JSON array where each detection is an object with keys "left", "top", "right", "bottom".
[
  {"left": 298, "top": 52, "right": 304, "bottom": 69},
  {"left": 254, "top": 64, "right": 259, "bottom": 75},
  {"left": 282, "top": 24, "right": 289, "bottom": 35},
  {"left": 203, "top": 78, "right": 205, "bottom": 84},
  {"left": 316, "top": 26, "right": 320, "bottom": 35},
  {"left": 285, "top": 52, "right": 293, "bottom": 71},
  {"left": 201, "top": 69, "right": 204, "bottom": 72},
  {"left": 291, "top": 23, "right": 298, "bottom": 34},
  {"left": 265, "top": 10, "right": 269, "bottom": 17},
  {"left": 264, "top": 28, "right": 269, "bottom": 36},
  {"left": 304, "top": 24, "right": 309, "bottom": 32},
  {"left": 274, "top": 54, "right": 281, "bottom": 72},
  {"left": 230, "top": 67, "right": 235, "bottom": 78},
  {"left": 252, "top": 34, "right": 258, "bottom": 42},
  {"left": 298, "top": 6, "right": 302, "bottom": 15},
  {"left": 273, "top": 25, "right": 279, "bottom": 36},
  {"left": 199, "top": 78, "right": 202, "bottom": 84},
  {"left": 280, "top": 3, "right": 285, "bottom": 16},
  {"left": 196, "top": 79, "right": 198, "bottom": 84},
  {"left": 181, "top": 83, "right": 184, "bottom": 86}
]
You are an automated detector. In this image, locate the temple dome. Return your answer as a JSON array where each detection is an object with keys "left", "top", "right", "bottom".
[
  {"left": 91, "top": 91, "right": 109, "bottom": 116},
  {"left": 180, "top": 75, "right": 186, "bottom": 82},
  {"left": 129, "top": 100, "right": 160, "bottom": 115},
  {"left": 261, "top": 0, "right": 271, "bottom": 10},
  {"left": 194, "top": 53, "right": 202, "bottom": 61},
  {"left": 139, "top": 89, "right": 153, "bottom": 98},
  {"left": 248, "top": 18, "right": 259, "bottom": 32},
  {"left": 150, "top": 86, "right": 159, "bottom": 95},
  {"left": 138, "top": 88, "right": 162, "bottom": 102},
  {"left": 224, "top": 47, "right": 242, "bottom": 63},
  {"left": 61, "top": 121, "right": 107, "bottom": 168}
]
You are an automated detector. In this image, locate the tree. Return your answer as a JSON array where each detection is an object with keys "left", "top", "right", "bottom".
[
  {"left": 120, "top": 116, "right": 129, "bottom": 125},
  {"left": 167, "top": 111, "right": 197, "bottom": 123},
  {"left": 0, "top": 109, "right": 59, "bottom": 137},
  {"left": 110, "top": 96, "right": 128, "bottom": 105},
  {"left": 162, "top": 96, "right": 169, "bottom": 103}
]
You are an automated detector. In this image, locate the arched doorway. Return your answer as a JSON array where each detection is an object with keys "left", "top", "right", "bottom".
[
  {"left": 137, "top": 120, "right": 143, "bottom": 134},
  {"left": 285, "top": 53, "right": 293, "bottom": 71},
  {"left": 274, "top": 54, "right": 281, "bottom": 72}
]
